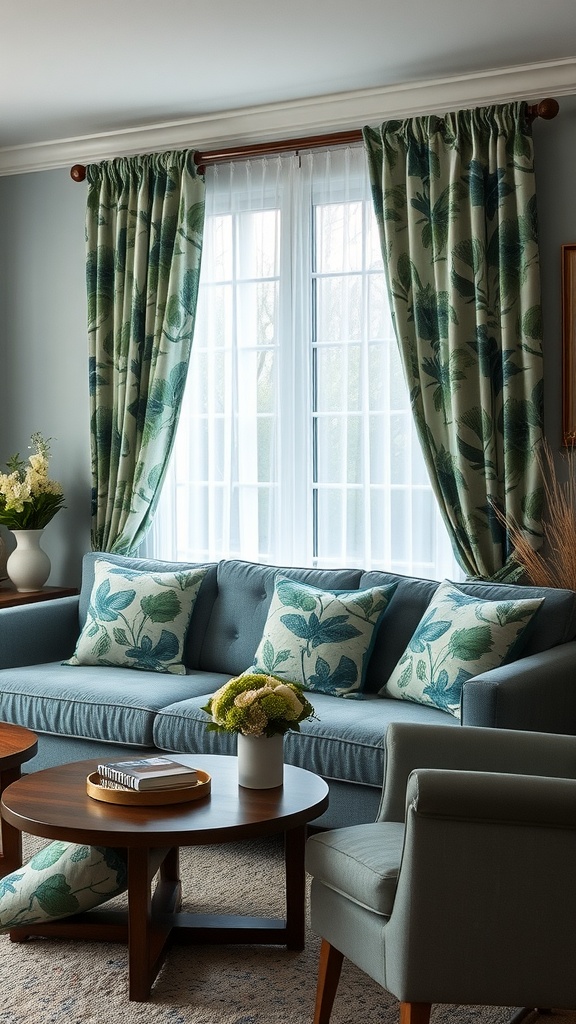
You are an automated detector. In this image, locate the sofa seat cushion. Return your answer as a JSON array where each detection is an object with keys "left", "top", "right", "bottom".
[
  {"left": 306, "top": 822, "right": 405, "bottom": 916},
  {"left": 153, "top": 692, "right": 456, "bottom": 786},
  {"left": 0, "top": 664, "right": 223, "bottom": 746}
]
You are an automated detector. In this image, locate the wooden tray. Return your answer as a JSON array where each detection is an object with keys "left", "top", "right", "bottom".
[{"left": 86, "top": 769, "right": 211, "bottom": 806}]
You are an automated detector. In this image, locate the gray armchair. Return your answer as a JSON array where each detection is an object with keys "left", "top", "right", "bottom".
[{"left": 306, "top": 722, "right": 576, "bottom": 1024}]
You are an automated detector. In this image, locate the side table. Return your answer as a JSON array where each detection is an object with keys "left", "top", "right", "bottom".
[
  {"left": 0, "top": 723, "right": 38, "bottom": 876},
  {"left": 0, "top": 585, "right": 78, "bottom": 609}
]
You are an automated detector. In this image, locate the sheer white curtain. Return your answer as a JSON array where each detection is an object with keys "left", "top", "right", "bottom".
[{"left": 145, "top": 147, "right": 460, "bottom": 580}]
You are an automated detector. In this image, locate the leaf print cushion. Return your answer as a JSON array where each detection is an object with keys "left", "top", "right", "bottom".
[
  {"left": 0, "top": 841, "right": 127, "bottom": 932},
  {"left": 65, "top": 558, "right": 208, "bottom": 674},
  {"left": 383, "top": 581, "right": 543, "bottom": 717},
  {"left": 250, "top": 576, "right": 398, "bottom": 698}
]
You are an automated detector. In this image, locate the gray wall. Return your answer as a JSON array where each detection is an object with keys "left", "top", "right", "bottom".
[
  {"left": 0, "top": 169, "right": 91, "bottom": 587},
  {"left": 0, "top": 95, "right": 575, "bottom": 587}
]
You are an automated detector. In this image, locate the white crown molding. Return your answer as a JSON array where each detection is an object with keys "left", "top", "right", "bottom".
[{"left": 1, "top": 57, "right": 575, "bottom": 178}]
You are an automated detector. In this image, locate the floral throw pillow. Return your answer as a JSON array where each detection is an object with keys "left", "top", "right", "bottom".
[
  {"left": 383, "top": 581, "right": 543, "bottom": 717},
  {"left": 0, "top": 841, "right": 127, "bottom": 932},
  {"left": 250, "top": 576, "right": 398, "bottom": 697},
  {"left": 65, "top": 559, "right": 208, "bottom": 674}
]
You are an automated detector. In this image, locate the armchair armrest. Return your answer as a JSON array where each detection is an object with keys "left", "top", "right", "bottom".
[
  {"left": 378, "top": 721, "right": 576, "bottom": 822},
  {"left": 405, "top": 767, "right": 576, "bottom": 828},
  {"left": 0, "top": 597, "right": 80, "bottom": 669},
  {"left": 461, "top": 640, "right": 576, "bottom": 733}
]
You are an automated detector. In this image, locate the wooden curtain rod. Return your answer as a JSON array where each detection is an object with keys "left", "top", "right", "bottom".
[{"left": 70, "top": 97, "right": 560, "bottom": 182}]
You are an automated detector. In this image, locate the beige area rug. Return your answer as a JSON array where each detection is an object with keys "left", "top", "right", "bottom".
[{"left": 0, "top": 833, "right": 575, "bottom": 1024}]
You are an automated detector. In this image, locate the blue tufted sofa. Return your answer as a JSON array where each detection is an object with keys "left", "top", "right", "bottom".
[{"left": 1, "top": 551, "right": 576, "bottom": 829}]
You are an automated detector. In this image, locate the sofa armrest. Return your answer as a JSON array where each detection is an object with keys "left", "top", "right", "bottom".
[
  {"left": 0, "top": 597, "right": 80, "bottom": 669},
  {"left": 461, "top": 640, "right": 576, "bottom": 733},
  {"left": 378, "top": 721, "right": 576, "bottom": 822}
]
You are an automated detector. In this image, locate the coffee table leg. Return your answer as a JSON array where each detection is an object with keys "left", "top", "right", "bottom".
[
  {"left": 127, "top": 847, "right": 153, "bottom": 1001},
  {"left": 127, "top": 846, "right": 181, "bottom": 1001},
  {"left": 285, "top": 824, "right": 306, "bottom": 950},
  {"left": 0, "top": 767, "right": 22, "bottom": 877}
]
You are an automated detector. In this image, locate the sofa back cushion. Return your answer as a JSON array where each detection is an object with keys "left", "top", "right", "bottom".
[
  {"left": 198, "top": 560, "right": 363, "bottom": 677},
  {"left": 359, "top": 570, "right": 576, "bottom": 694},
  {"left": 79, "top": 553, "right": 218, "bottom": 671}
]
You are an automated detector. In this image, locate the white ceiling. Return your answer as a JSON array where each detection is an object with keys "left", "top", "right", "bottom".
[{"left": 2, "top": 0, "right": 575, "bottom": 161}]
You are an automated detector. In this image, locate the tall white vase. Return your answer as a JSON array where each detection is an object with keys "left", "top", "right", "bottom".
[
  {"left": 237, "top": 733, "right": 284, "bottom": 789},
  {"left": 7, "top": 529, "right": 51, "bottom": 592}
]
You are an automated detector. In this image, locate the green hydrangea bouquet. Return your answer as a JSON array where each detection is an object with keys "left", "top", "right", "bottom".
[
  {"left": 0, "top": 433, "right": 65, "bottom": 529},
  {"left": 202, "top": 673, "right": 316, "bottom": 737}
]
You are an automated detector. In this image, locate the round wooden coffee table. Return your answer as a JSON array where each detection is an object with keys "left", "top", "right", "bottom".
[
  {"left": 0, "top": 722, "right": 38, "bottom": 877},
  {"left": 1, "top": 753, "right": 329, "bottom": 1001}
]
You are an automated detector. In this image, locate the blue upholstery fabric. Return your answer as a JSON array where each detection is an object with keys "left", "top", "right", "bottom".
[
  {"left": 197, "top": 559, "right": 363, "bottom": 675},
  {"left": 359, "top": 570, "right": 576, "bottom": 693},
  {"left": 0, "top": 662, "right": 217, "bottom": 746},
  {"left": 305, "top": 822, "right": 405, "bottom": 916},
  {"left": 153, "top": 691, "right": 456, "bottom": 787}
]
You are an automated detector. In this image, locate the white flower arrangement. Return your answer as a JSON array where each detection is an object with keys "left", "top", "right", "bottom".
[
  {"left": 0, "top": 433, "right": 65, "bottom": 530},
  {"left": 202, "top": 672, "right": 317, "bottom": 737}
]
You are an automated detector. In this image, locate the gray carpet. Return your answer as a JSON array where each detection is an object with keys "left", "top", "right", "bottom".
[{"left": 0, "top": 832, "right": 574, "bottom": 1024}]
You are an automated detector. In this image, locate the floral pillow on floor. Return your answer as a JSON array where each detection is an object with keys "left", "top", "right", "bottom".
[
  {"left": 383, "top": 580, "right": 543, "bottom": 717},
  {"left": 0, "top": 841, "right": 127, "bottom": 932},
  {"left": 65, "top": 558, "right": 208, "bottom": 674}
]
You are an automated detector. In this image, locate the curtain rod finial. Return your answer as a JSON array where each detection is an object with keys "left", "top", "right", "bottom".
[
  {"left": 70, "top": 164, "right": 86, "bottom": 182},
  {"left": 535, "top": 97, "right": 559, "bottom": 120}
]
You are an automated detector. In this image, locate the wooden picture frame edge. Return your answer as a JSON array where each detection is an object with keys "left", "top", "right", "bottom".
[{"left": 561, "top": 243, "right": 576, "bottom": 447}]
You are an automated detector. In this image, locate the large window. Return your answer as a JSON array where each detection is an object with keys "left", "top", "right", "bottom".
[{"left": 148, "top": 146, "right": 459, "bottom": 579}]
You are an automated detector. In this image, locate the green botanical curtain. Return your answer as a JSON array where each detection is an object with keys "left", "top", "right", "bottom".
[
  {"left": 85, "top": 150, "right": 205, "bottom": 554},
  {"left": 363, "top": 103, "right": 544, "bottom": 579}
]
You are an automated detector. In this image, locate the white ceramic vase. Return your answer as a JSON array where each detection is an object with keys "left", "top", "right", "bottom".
[
  {"left": 237, "top": 732, "right": 284, "bottom": 789},
  {"left": 0, "top": 532, "right": 8, "bottom": 581},
  {"left": 7, "top": 529, "right": 51, "bottom": 592}
]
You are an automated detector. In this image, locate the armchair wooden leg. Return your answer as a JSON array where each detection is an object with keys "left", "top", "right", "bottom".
[
  {"left": 400, "top": 1002, "right": 432, "bottom": 1024},
  {"left": 313, "top": 939, "right": 344, "bottom": 1024}
]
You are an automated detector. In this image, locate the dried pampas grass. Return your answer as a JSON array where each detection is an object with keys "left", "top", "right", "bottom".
[{"left": 504, "top": 441, "right": 576, "bottom": 591}]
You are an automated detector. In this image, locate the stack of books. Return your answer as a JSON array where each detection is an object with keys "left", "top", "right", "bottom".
[{"left": 97, "top": 756, "right": 198, "bottom": 791}]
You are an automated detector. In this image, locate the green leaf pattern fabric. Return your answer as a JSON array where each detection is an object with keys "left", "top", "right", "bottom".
[
  {"left": 66, "top": 558, "right": 208, "bottom": 674},
  {"left": 363, "top": 103, "right": 544, "bottom": 579},
  {"left": 250, "top": 577, "right": 397, "bottom": 697},
  {"left": 383, "top": 580, "right": 542, "bottom": 717},
  {"left": 85, "top": 150, "right": 205, "bottom": 554},
  {"left": 0, "top": 841, "right": 127, "bottom": 932}
]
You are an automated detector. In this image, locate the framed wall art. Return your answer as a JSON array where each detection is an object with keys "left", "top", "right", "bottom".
[{"left": 562, "top": 243, "right": 576, "bottom": 446}]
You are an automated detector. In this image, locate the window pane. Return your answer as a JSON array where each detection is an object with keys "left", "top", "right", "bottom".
[
  {"left": 315, "top": 345, "right": 361, "bottom": 412},
  {"left": 315, "top": 276, "right": 362, "bottom": 344},
  {"left": 236, "top": 209, "right": 279, "bottom": 280},
  {"left": 315, "top": 201, "right": 364, "bottom": 274},
  {"left": 315, "top": 486, "right": 365, "bottom": 565},
  {"left": 316, "top": 414, "right": 362, "bottom": 484}
]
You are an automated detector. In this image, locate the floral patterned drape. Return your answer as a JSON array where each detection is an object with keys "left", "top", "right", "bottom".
[
  {"left": 363, "top": 103, "right": 544, "bottom": 579},
  {"left": 85, "top": 150, "right": 205, "bottom": 553}
]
